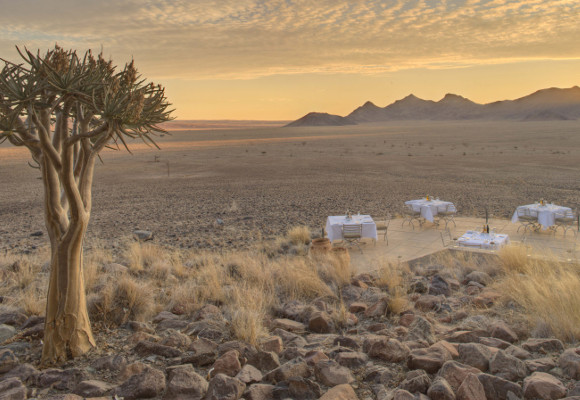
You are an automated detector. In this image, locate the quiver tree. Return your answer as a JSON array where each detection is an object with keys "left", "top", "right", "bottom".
[{"left": 0, "top": 46, "right": 172, "bottom": 364}]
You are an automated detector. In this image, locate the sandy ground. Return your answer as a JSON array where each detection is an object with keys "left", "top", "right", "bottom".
[{"left": 1, "top": 120, "right": 580, "bottom": 253}]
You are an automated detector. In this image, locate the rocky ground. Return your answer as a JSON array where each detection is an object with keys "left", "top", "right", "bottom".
[
  {"left": 1, "top": 256, "right": 579, "bottom": 400},
  {"left": 2, "top": 120, "right": 580, "bottom": 255}
]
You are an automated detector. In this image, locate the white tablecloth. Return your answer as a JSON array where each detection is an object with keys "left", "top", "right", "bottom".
[
  {"left": 458, "top": 231, "right": 509, "bottom": 250},
  {"left": 511, "top": 204, "right": 571, "bottom": 229},
  {"left": 325, "top": 215, "right": 378, "bottom": 243},
  {"left": 405, "top": 199, "right": 454, "bottom": 223}
]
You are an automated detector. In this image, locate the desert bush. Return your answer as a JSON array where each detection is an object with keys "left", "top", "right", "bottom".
[
  {"left": 496, "top": 248, "right": 580, "bottom": 342},
  {"left": 274, "top": 258, "right": 334, "bottom": 301},
  {"left": 88, "top": 276, "right": 156, "bottom": 327},
  {"left": 315, "top": 251, "right": 353, "bottom": 288}
]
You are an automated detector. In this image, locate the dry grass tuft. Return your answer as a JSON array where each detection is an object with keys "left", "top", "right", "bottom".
[
  {"left": 287, "top": 226, "right": 311, "bottom": 245},
  {"left": 496, "top": 246, "right": 580, "bottom": 342}
]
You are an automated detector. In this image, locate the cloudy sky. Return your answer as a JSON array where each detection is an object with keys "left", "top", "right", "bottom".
[{"left": 1, "top": 0, "right": 579, "bottom": 119}]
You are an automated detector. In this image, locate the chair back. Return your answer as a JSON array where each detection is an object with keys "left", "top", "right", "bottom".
[
  {"left": 342, "top": 224, "right": 362, "bottom": 239},
  {"left": 446, "top": 204, "right": 457, "bottom": 213}
]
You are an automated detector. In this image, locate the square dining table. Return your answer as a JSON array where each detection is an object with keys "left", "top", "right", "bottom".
[
  {"left": 405, "top": 199, "right": 454, "bottom": 223},
  {"left": 325, "top": 215, "right": 378, "bottom": 243}
]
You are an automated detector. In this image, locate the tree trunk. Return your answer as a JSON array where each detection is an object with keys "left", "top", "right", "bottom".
[{"left": 41, "top": 210, "right": 96, "bottom": 364}]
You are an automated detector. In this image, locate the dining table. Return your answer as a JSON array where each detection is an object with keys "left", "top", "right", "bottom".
[
  {"left": 405, "top": 198, "right": 455, "bottom": 223},
  {"left": 325, "top": 215, "right": 378, "bottom": 243},
  {"left": 457, "top": 231, "right": 509, "bottom": 250},
  {"left": 511, "top": 203, "right": 572, "bottom": 230}
]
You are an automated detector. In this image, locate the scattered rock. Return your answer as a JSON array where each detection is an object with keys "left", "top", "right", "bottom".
[
  {"left": 505, "top": 344, "right": 531, "bottom": 360},
  {"left": 479, "top": 337, "right": 512, "bottom": 350},
  {"left": 319, "top": 384, "right": 359, "bottom": 400},
  {"left": 456, "top": 373, "right": 486, "bottom": 400},
  {"left": 335, "top": 351, "right": 368, "bottom": 368},
  {"left": 489, "top": 349, "right": 528, "bottom": 381},
  {"left": 1, "top": 363, "right": 39, "bottom": 384},
  {"left": 288, "top": 377, "right": 322, "bottom": 399},
  {"left": 525, "top": 357, "right": 557, "bottom": 373},
  {"left": 115, "top": 364, "right": 166, "bottom": 400},
  {"left": 164, "top": 364, "right": 209, "bottom": 400},
  {"left": 522, "top": 338, "right": 564, "bottom": 354},
  {"left": 210, "top": 350, "right": 241, "bottom": 378},
  {"left": 36, "top": 368, "right": 88, "bottom": 391},
  {"left": 133, "top": 230, "right": 154, "bottom": 241},
  {"left": 438, "top": 361, "right": 481, "bottom": 392},
  {"left": 91, "top": 354, "right": 128, "bottom": 372},
  {"left": 333, "top": 336, "right": 360, "bottom": 351},
  {"left": 365, "top": 336, "right": 410, "bottom": 363},
  {"left": 364, "top": 297, "right": 389, "bottom": 318},
  {"left": 263, "top": 358, "right": 310, "bottom": 383},
  {"left": 314, "top": 360, "right": 355, "bottom": 386},
  {"left": 406, "top": 315, "right": 436, "bottom": 345},
  {"left": 260, "top": 336, "right": 283, "bottom": 354},
  {"left": 204, "top": 374, "right": 245, "bottom": 400},
  {"left": 0, "top": 349, "right": 18, "bottom": 374},
  {"left": 272, "top": 318, "right": 305, "bottom": 333},
  {"left": 0, "top": 324, "right": 16, "bottom": 343},
  {"left": 399, "top": 369, "right": 431, "bottom": 394},
  {"left": 235, "top": 364, "right": 262, "bottom": 384},
  {"left": 464, "top": 271, "right": 491, "bottom": 286},
  {"left": 73, "top": 380, "right": 115, "bottom": 398},
  {"left": 245, "top": 384, "right": 275, "bottom": 400},
  {"left": 0, "top": 377, "right": 26, "bottom": 400},
  {"left": 248, "top": 350, "right": 281, "bottom": 373},
  {"left": 558, "top": 347, "right": 580, "bottom": 379},
  {"left": 408, "top": 341, "right": 454, "bottom": 373},
  {"left": 133, "top": 340, "right": 182, "bottom": 358},
  {"left": 458, "top": 342, "right": 492, "bottom": 371},
  {"left": 309, "top": 311, "right": 333, "bottom": 333},
  {"left": 415, "top": 295, "right": 442, "bottom": 311},
  {"left": 427, "top": 377, "right": 456, "bottom": 400},
  {"left": 429, "top": 275, "right": 451, "bottom": 296},
  {"left": 523, "top": 372, "right": 566, "bottom": 400},
  {"left": 349, "top": 302, "right": 368, "bottom": 313},
  {"left": 0, "top": 312, "right": 27, "bottom": 327},
  {"left": 490, "top": 322, "right": 519, "bottom": 343},
  {"left": 477, "top": 372, "right": 523, "bottom": 400}
]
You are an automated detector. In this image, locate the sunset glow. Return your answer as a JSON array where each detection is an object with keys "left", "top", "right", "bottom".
[{"left": 1, "top": 0, "right": 579, "bottom": 120}]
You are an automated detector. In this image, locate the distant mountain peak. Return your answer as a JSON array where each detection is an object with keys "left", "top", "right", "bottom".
[{"left": 286, "top": 86, "right": 580, "bottom": 126}]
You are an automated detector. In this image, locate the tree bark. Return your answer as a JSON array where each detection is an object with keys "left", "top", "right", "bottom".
[{"left": 40, "top": 149, "right": 97, "bottom": 364}]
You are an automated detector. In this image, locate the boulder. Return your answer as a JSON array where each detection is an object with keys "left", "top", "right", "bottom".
[
  {"left": 314, "top": 360, "right": 355, "bottom": 386},
  {"left": 429, "top": 275, "right": 451, "bottom": 296},
  {"left": 415, "top": 295, "right": 442, "bottom": 311},
  {"left": 0, "top": 377, "right": 26, "bottom": 400},
  {"left": 399, "top": 369, "right": 431, "bottom": 394},
  {"left": 464, "top": 271, "right": 491, "bottom": 286},
  {"left": 438, "top": 361, "right": 481, "bottom": 392},
  {"left": 319, "top": 384, "right": 359, "bottom": 400},
  {"left": 133, "top": 340, "right": 182, "bottom": 358},
  {"left": 164, "top": 364, "right": 209, "bottom": 400},
  {"left": 525, "top": 357, "right": 557, "bottom": 373},
  {"left": 1, "top": 363, "right": 39, "bottom": 385},
  {"left": 489, "top": 349, "right": 528, "bottom": 381},
  {"left": 477, "top": 373, "right": 523, "bottom": 400},
  {"left": 490, "top": 322, "right": 518, "bottom": 343},
  {"left": 333, "top": 336, "right": 360, "bottom": 351},
  {"left": 73, "top": 380, "right": 115, "bottom": 397},
  {"left": 115, "top": 365, "right": 166, "bottom": 400},
  {"left": 408, "top": 342, "right": 454, "bottom": 373},
  {"left": 309, "top": 311, "right": 333, "bottom": 333},
  {"left": 133, "top": 230, "right": 153, "bottom": 241},
  {"left": 335, "top": 351, "right": 368, "bottom": 368},
  {"left": 456, "top": 373, "right": 486, "bottom": 400},
  {"left": 36, "top": 368, "right": 88, "bottom": 391},
  {"left": 0, "top": 324, "right": 16, "bottom": 343},
  {"left": 260, "top": 336, "right": 283, "bottom": 354},
  {"left": 505, "top": 345, "right": 531, "bottom": 360},
  {"left": 248, "top": 350, "right": 280, "bottom": 373},
  {"left": 235, "top": 364, "right": 262, "bottom": 385},
  {"left": 365, "top": 336, "right": 410, "bottom": 363},
  {"left": 523, "top": 372, "right": 566, "bottom": 400},
  {"left": 0, "top": 312, "right": 27, "bottom": 327},
  {"left": 458, "top": 343, "right": 492, "bottom": 371},
  {"left": 406, "top": 316, "right": 436, "bottom": 345},
  {"left": 91, "top": 354, "right": 128, "bottom": 372},
  {"left": 244, "top": 384, "right": 275, "bottom": 400},
  {"left": 287, "top": 377, "right": 322, "bottom": 399},
  {"left": 210, "top": 350, "right": 241, "bottom": 378},
  {"left": 364, "top": 297, "right": 389, "bottom": 318},
  {"left": 263, "top": 358, "right": 310, "bottom": 383},
  {"left": 349, "top": 302, "right": 368, "bottom": 313},
  {"left": 0, "top": 349, "right": 18, "bottom": 374},
  {"left": 559, "top": 347, "right": 580, "bottom": 379},
  {"left": 427, "top": 377, "right": 456, "bottom": 400},
  {"left": 204, "top": 374, "right": 245, "bottom": 400},
  {"left": 521, "top": 338, "right": 564, "bottom": 354},
  {"left": 272, "top": 318, "right": 305, "bottom": 332}
]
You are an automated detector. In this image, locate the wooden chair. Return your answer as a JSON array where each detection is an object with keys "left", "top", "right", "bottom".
[
  {"left": 402, "top": 204, "right": 423, "bottom": 230},
  {"left": 342, "top": 223, "right": 363, "bottom": 253},
  {"left": 375, "top": 217, "right": 391, "bottom": 245},
  {"left": 436, "top": 203, "right": 457, "bottom": 229}
]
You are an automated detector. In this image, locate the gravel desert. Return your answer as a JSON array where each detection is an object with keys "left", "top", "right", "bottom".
[{"left": 2, "top": 120, "right": 580, "bottom": 253}]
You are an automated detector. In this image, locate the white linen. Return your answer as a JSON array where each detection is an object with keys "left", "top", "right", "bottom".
[
  {"left": 511, "top": 203, "right": 572, "bottom": 229},
  {"left": 325, "top": 215, "right": 378, "bottom": 243},
  {"left": 405, "top": 199, "right": 454, "bottom": 223},
  {"left": 457, "top": 231, "right": 509, "bottom": 250}
]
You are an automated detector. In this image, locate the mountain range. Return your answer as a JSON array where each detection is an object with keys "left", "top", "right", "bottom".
[{"left": 286, "top": 86, "right": 580, "bottom": 127}]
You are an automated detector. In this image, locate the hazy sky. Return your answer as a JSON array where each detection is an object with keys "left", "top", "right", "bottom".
[{"left": 1, "top": 0, "right": 579, "bottom": 120}]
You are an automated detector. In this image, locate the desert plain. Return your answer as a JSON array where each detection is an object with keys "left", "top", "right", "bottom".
[{"left": 1, "top": 119, "right": 579, "bottom": 253}]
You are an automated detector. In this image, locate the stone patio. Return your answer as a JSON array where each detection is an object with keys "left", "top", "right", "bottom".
[{"left": 341, "top": 216, "right": 579, "bottom": 272}]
